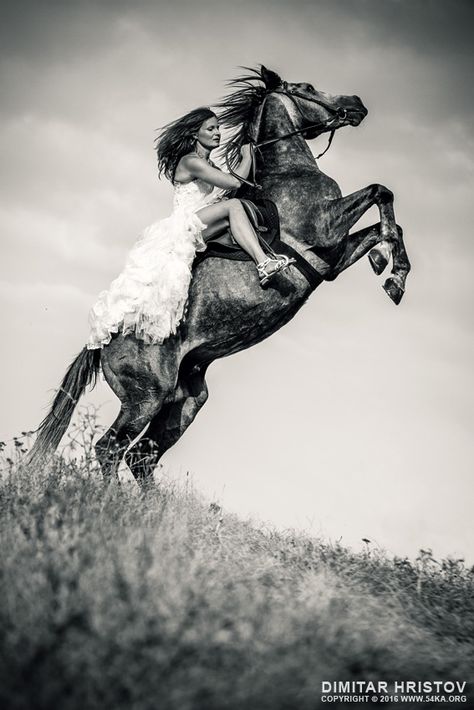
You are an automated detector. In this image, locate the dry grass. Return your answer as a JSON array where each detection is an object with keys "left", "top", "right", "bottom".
[{"left": 0, "top": 423, "right": 473, "bottom": 709}]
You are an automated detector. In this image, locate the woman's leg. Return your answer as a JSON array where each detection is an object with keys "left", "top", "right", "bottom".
[
  {"left": 198, "top": 199, "right": 269, "bottom": 264},
  {"left": 197, "top": 199, "right": 294, "bottom": 284}
]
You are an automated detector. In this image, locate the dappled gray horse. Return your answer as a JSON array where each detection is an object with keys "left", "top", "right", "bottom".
[{"left": 29, "top": 66, "right": 410, "bottom": 481}]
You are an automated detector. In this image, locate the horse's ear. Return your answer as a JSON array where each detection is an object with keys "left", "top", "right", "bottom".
[{"left": 260, "top": 65, "right": 283, "bottom": 91}]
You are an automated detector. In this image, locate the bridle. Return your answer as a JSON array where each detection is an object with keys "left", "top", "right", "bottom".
[{"left": 225, "top": 81, "right": 348, "bottom": 190}]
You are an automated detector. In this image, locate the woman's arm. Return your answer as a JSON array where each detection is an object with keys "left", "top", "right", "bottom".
[
  {"left": 182, "top": 145, "right": 253, "bottom": 190},
  {"left": 229, "top": 144, "right": 253, "bottom": 181}
]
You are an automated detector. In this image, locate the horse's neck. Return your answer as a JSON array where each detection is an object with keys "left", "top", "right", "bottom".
[{"left": 255, "top": 95, "right": 319, "bottom": 175}]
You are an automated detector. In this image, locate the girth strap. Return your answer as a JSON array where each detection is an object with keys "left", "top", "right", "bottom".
[{"left": 271, "top": 238, "right": 323, "bottom": 292}]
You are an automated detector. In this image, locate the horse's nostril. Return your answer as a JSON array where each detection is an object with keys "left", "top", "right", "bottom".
[{"left": 352, "top": 95, "right": 368, "bottom": 113}]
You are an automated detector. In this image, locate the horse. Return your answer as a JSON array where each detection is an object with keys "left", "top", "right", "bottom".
[{"left": 28, "top": 65, "right": 410, "bottom": 482}]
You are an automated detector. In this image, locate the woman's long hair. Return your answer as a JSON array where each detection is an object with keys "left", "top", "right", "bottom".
[{"left": 155, "top": 107, "right": 216, "bottom": 182}]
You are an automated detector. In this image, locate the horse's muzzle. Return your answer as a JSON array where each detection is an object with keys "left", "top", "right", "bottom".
[
  {"left": 348, "top": 109, "right": 368, "bottom": 126},
  {"left": 346, "top": 96, "right": 368, "bottom": 126}
]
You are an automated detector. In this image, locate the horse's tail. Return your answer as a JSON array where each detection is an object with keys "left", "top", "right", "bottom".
[{"left": 26, "top": 347, "right": 102, "bottom": 468}]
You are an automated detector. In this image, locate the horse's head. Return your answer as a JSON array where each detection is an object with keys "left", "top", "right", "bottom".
[
  {"left": 217, "top": 65, "right": 369, "bottom": 174},
  {"left": 260, "top": 65, "right": 368, "bottom": 139}
]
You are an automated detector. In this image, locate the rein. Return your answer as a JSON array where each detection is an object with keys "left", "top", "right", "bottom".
[{"left": 224, "top": 83, "right": 347, "bottom": 190}]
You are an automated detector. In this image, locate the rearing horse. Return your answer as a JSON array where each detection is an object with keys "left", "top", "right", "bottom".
[{"left": 28, "top": 65, "right": 410, "bottom": 481}]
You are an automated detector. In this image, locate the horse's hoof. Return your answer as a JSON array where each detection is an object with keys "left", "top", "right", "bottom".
[
  {"left": 383, "top": 277, "right": 404, "bottom": 305},
  {"left": 368, "top": 248, "right": 388, "bottom": 275}
]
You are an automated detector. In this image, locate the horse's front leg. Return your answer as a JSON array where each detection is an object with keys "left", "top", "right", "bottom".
[
  {"left": 323, "top": 185, "right": 410, "bottom": 302},
  {"left": 333, "top": 221, "right": 410, "bottom": 304}
]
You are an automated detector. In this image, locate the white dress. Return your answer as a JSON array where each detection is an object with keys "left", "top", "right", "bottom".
[{"left": 87, "top": 179, "right": 225, "bottom": 349}]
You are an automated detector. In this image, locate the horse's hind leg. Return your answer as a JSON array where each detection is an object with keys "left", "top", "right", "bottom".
[
  {"left": 95, "top": 400, "right": 161, "bottom": 481},
  {"left": 124, "top": 366, "right": 209, "bottom": 483},
  {"left": 122, "top": 404, "right": 171, "bottom": 483},
  {"left": 154, "top": 368, "right": 209, "bottom": 460},
  {"left": 95, "top": 407, "right": 143, "bottom": 481},
  {"left": 96, "top": 335, "right": 181, "bottom": 481}
]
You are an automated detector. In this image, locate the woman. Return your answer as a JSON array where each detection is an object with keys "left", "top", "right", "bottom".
[{"left": 87, "top": 107, "right": 292, "bottom": 350}]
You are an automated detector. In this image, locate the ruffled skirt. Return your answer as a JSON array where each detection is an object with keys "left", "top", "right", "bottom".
[{"left": 87, "top": 207, "right": 207, "bottom": 349}]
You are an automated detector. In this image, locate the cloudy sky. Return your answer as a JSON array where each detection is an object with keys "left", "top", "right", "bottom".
[{"left": 1, "top": 0, "right": 473, "bottom": 561}]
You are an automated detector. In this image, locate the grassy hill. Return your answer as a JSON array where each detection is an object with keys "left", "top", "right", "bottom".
[{"left": 0, "top": 430, "right": 473, "bottom": 709}]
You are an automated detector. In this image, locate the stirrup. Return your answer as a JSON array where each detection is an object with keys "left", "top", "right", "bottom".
[{"left": 256, "top": 254, "right": 295, "bottom": 287}]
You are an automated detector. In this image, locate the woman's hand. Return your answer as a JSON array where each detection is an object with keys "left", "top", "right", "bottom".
[{"left": 240, "top": 143, "right": 252, "bottom": 160}]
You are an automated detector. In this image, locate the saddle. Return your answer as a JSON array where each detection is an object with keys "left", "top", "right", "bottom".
[{"left": 194, "top": 198, "right": 324, "bottom": 291}]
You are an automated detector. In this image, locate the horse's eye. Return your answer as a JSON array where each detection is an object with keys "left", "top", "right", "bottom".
[{"left": 307, "top": 83, "right": 315, "bottom": 92}]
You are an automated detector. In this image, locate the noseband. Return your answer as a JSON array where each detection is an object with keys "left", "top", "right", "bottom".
[{"left": 225, "top": 82, "right": 348, "bottom": 190}]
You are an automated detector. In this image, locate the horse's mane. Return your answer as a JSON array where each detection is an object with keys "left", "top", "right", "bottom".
[{"left": 215, "top": 65, "right": 281, "bottom": 168}]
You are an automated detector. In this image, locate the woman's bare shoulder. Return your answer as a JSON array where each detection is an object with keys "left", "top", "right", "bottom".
[
  {"left": 174, "top": 153, "right": 201, "bottom": 182},
  {"left": 179, "top": 153, "right": 204, "bottom": 168}
]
